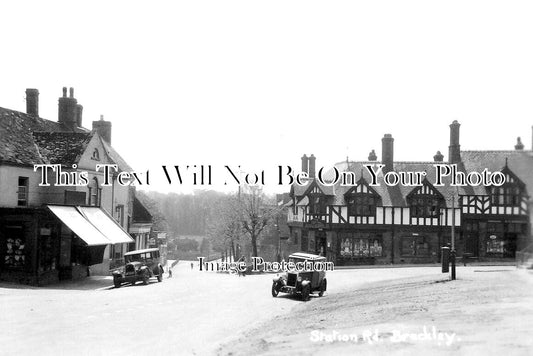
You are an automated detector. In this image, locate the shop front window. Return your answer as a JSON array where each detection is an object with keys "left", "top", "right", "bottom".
[
  {"left": 2, "top": 224, "right": 26, "bottom": 269},
  {"left": 339, "top": 233, "right": 383, "bottom": 257},
  {"left": 401, "top": 236, "right": 430, "bottom": 256}
]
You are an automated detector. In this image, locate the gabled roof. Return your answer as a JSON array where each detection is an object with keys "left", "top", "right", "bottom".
[
  {"left": 461, "top": 150, "right": 533, "bottom": 196},
  {"left": 0, "top": 107, "right": 89, "bottom": 166}
]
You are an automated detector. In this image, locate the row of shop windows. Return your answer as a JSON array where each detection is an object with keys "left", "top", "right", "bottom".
[
  {"left": 337, "top": 233, "right": 430, "bottom": 257},
  {"left": 339, "top": 233, "right": 383, "bottom": 257}
]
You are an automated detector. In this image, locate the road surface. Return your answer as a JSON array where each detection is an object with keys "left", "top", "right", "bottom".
[{"left": 0, "top": 262, "right": 510, "bottom": 355}]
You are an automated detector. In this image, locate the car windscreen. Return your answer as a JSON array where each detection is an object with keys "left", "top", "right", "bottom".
[{"left": 288, "top": 258, "right": 308, "bottom": 264}]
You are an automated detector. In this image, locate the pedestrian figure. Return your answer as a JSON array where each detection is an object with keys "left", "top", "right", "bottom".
[
  {"left": 237, "top": 256, "right": 247, "bottom": 277},
  {"left": 190, "top": 262, "right": 194, "bottom": 270},
  {"left": 168, "top": 268, "right": 173, "bottom": 278}
]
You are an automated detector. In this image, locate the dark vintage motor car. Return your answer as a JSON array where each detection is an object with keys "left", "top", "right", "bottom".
[
  {"left": 271, "top": 252, "right": 327, "bottom": 301},
  {"left": 112, "top": 248, "right": 164, "bottom": 288}
]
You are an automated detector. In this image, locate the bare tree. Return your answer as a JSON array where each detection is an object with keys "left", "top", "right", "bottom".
[
  {"left": 207, "top": 195, "right": 242, "bottom": 261},
  {"left": 237, "top": 186, "right": 280, "bottom": 258}
]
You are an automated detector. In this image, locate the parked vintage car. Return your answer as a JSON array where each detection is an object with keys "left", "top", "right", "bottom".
[
  {"left": 271, "top": 252, "right": 327, "bottom": 301},
  {"left": 112, "top": 248, "right": 164, "bottom": 288}
]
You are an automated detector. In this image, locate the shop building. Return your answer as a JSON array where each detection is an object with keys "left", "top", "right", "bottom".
[
  {"left": 0, "top": 88, "right": 155, "bottom": 284},
  {"left": 287, "top": 121, "right": 533, "bottom": 265}
]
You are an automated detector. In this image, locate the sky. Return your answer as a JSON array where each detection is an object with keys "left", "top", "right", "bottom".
[{"left": 1, "top": 1, "right": 532, "bottom": 194}]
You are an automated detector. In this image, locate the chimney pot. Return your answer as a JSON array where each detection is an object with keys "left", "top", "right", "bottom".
[
  {"left": 515, "top": 137, "right": 524, "bottom": 150},
  {"left": 69, "top": 87, "right": 74, "bottom": 98},
  {"left": 368, "top": 149, "right": 377, "bottom": 161},
  {"left": 25, "top": 88, "right": 39, "bottom": 116},
  {"left": 62, "top": 87, "right": 67, "bottom": 97},
  {"left": 433, "top": 151, "right": 444, "bottom": 162}
]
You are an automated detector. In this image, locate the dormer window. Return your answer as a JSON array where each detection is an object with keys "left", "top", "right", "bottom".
[
  {"left": 345, "top": 181, "right": 380, "bottom": 217},
  {"left": 407, "top": 181, "right": 444, "bottom": 218},
  {"left": 91, "top": 148, "right": 100, "bottom": 161},
  {"left": 489, "top": 168, "right": 525, "bottom": 207}
]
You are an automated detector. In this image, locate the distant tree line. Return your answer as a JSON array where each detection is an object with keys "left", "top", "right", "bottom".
[{"left": 143, "top": 188, "right": 282, "bottom": 260}]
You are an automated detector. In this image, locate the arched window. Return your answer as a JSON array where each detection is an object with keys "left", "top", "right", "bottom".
[{"left": 92, "top": 148, "right": 100, "bottom": 160}]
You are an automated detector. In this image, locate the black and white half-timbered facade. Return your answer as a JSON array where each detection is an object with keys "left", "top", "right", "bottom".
[{"left": 287, "top": 121, "right": 533, "bottom": 265}]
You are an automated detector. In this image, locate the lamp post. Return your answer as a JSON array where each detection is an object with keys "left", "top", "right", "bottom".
[
  {"left": 450, "top": 193, "right": 457, "bottom": 280},
  {"left": 275, "top": 216, "right": 281, "bottom": 263}
]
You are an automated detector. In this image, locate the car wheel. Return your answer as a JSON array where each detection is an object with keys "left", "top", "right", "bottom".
[
  {"left": 318, "top": 279, "right": 327, "bottom": 297},
  {"left": 131, "top": 280, "right": 136, "bottom": 286},
  {"left": 142, "top": 274, "right": 149, "bottom": 285},
  {"left": 114, "top": 280, "right": 121, "bottom": 288},
  {"left": 271, "top": 282, "right": 280, "bottom": 297},
  {"left": 301, "top": 285, "right": 311, "bottom": 301}
]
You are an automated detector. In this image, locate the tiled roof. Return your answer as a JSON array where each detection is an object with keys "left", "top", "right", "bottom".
[
  {"left": 32, "top": 132, "right": 93, "bottom": 166},
  {"left": 0, "top": 107, "right": 88, "bottom": 166},
  {"left": 461, "top": 150, "right": 533, "bottom": 196},
  {"left": 132, "top": 196, "right": 153, "bottom": 223},
  {"left": 293, "top": 151, "right": 533, "bottom": 208},
  {"left": 100, "top": 137, "right": 134, "bottom": 172}
]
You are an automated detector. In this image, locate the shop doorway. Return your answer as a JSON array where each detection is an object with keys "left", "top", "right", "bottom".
[
  {"left": 464, "top": 220, "right": 479, "bottom": 257},
  {"left": 315, "top": 231, "right": 327, "bottom": 256}
]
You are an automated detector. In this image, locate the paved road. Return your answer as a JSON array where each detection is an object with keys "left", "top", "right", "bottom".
[{"left": 0, "top": 262, "right": 473, "bottom": 355}]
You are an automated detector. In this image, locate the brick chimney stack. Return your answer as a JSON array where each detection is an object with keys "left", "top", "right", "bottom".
[
  {"left": 25, "top": 89, "right": 39, "bottom": 116},
  {"left": 382, "top": 134, "right": 394, "bottom": 173},
  {"left": 76, "top": 104, "right": 83, "bottom": 127},
  {"left": 448, "top": 120, "right": 461, "bottom": 164},
  {"left": 308, "top": 154, "right": 316, "bottom": 179},
  {"left": 301, "top": 154, "right": 309, "bottom": 174},
  {"left": 93, "top": 115, "right": 112, "bottom": 144},
  {"left": 58, "top": 87, "right": 79, "bottom": 128}
]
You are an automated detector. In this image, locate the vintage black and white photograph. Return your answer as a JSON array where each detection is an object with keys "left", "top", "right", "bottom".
[{"left": 1, "top": 1, "right": 532, "bottom": 355}]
